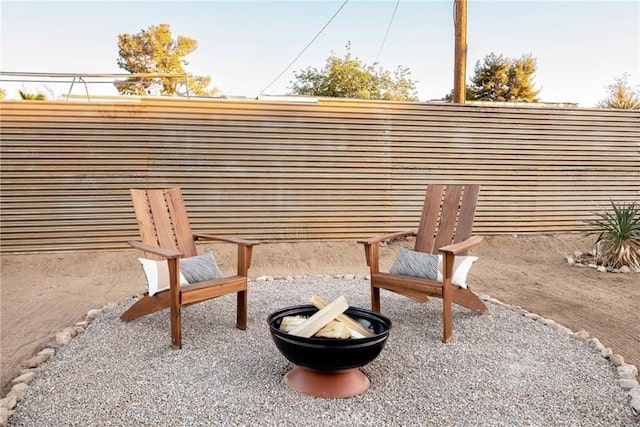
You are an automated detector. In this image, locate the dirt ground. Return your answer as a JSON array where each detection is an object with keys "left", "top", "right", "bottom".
[{"left": 2, "top": 233, "right": 639, "bottom": 396}]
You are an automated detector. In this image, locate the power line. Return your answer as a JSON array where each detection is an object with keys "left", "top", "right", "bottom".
[
  {"left": 259, "top": 0, "right": 350, "bottom": 95},
  {"left": 374, "top": 0, "right": 400, "bottom": 64}
]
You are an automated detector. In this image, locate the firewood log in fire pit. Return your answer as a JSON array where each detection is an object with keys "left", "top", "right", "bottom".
[{"left": 279, "top": 295, "right": 374, "bottom": 339}]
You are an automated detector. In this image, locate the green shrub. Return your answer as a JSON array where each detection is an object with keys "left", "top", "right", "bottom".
[{"left": 584, "top": 200, "right": 640, "bottom": 269}]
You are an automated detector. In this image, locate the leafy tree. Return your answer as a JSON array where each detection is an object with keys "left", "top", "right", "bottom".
[
  {"left": 466, "top": 52, "right": 540, "bottom": 102},
  {"left": 115, "top": 23, "right": 218, "bottom": 97},
  {"left": 18, "top": 89, "right": 46, "bottom": 100},
  {"left": 597, "top": 74, "right": 640, "bottom": 109},
  {"left": 289, "top": 43, "right": 418, "bottom": 101},
  {"left": 0, "top": 88, "right": 6, "bottom": 99}
]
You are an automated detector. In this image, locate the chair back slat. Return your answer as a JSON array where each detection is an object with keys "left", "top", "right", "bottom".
[
  {"left": 131, "top": 189, "right": 163, "bottom": 260},
  {"left": 130, "top": 188, "right": 197, "bottom": 259},
  {"left": 455, "top": 185, "right": 480, "bottom": 244},
  {"left": 414, "top": 184, "right": 480, "bottom": 254},
  {"left": 433, "top": 185, "right": 463, "bottom": 251},
  {"left": 414, "top": 184, "right": 443, "bottom": 253},
  {"left": 147, "top": 189, "right": 179, "bottom": 251},
  {"left": 165, "top": 188, "right": 197, "bottom": 257}
]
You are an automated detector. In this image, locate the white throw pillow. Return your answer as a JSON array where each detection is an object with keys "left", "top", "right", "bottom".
[
  {"left": 389, "top": 248, "right": 478, "bottom": 289},
  {"left": 437, "top": 255, "right": 478, "bottom": 289},
  {"left": 138, "top": 258, "right": 188, "bottom": 296}
]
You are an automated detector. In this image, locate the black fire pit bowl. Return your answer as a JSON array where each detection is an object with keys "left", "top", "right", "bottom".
[{"left": 268, "top": 304, "right": 392, "bottom": 372}]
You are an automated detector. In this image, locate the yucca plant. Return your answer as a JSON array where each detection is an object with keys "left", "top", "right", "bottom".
[{"left": 584, "top": 200, "right": 640, "bottom": 269}]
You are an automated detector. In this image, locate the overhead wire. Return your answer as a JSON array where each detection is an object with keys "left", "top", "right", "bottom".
[
  {"left": 259, "top": 0, "right": 350, "bottom": 95},
  {"left": 374, "top": 0, "right": 400, "bottom": 64}
]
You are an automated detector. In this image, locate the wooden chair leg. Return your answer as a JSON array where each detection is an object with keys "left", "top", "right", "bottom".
[
  {"left": 120, "top": 292, "right": 170, "bottom": 322},
  {"left": 442, "top": 255, "right": 454, "bottom": 343},
  {"left": 442, "top": 284, "right": 453, "bottom": 343},
  {"left": 395, "top": 289, "right": 429, "bottom": 303},
  {"left": 171, "top": 294, "right": 182, "bottom": 349},
  {"left": 442, "top": 298, "right": 453, "bottom": 343},
  {"left": 236, "top": 289, "right": 247, "bottom": 330},
  {"left": 371, "top": 285, "right": 381, "bottom": 312},
  {"left": 452, "top": 287, "right": 488, "bottom": 313},
  {"left": 168, "top": 258, "right": 182, "bottom": 349}
]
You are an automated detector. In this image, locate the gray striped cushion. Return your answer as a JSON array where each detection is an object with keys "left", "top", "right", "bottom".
[
  {"left": 389, "top": 247, "right": 440, "bottom": 280},
  {"left": 180, "top": 252, "right": 223, "bottom": 283}
]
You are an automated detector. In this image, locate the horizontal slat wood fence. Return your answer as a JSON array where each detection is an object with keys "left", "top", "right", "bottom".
[{"left": 1, "top": 97, "right": 638, "bottom": 253}]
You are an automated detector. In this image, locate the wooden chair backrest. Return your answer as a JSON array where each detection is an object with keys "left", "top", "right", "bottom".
[
  {"left": 130, "top": 188, "right": 198, "bottom": 260},
  {"left": 414, "top": 184, "right": 480, "bottom": 254}
]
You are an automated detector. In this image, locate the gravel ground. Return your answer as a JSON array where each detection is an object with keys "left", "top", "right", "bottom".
[{"left": 8, "top": 276, "right": 639, "bottom": 426}]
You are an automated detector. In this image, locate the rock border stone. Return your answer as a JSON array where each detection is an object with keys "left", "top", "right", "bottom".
[
  {"left": 0, "top": 301, "right": 118, "bottom": 426},
  {"left": 566, "top": 250, "right": 640, "bottom": 274},
  {"left": 2, "top": 276, "right": 638, "bottom": 426}
]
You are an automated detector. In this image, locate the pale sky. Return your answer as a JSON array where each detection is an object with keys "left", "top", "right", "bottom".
[{"left": 1, "top": 0, "right": 639, "bottom": 107}]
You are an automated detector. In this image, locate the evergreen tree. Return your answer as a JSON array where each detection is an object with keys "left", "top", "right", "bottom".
[
  {"left": 468, "top": 52, "right": 540, "bottom": 102},
  {"left": 504, "top": 54, "right": 539, "bottom": 101}
]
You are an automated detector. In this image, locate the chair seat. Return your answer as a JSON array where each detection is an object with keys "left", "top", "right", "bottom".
[{"left": 181, "top": 276, "right": 247, "bottom": 305}]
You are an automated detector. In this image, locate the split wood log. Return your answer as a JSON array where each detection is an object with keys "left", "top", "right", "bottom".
[
  {"left": 281, "top": 316, "right": 350, "bottom": 338},
  {"left": 279, "top": 316, "right": 306, "bottom": 332},
  {"left": 288, "top": 296, "right": 349, "bottom": 338},
  {"left": 315, "top": 320, "right": 351, "bottom": 338},
  {"left": 309, "top": 295, "right": 374, "bottom": 338}
]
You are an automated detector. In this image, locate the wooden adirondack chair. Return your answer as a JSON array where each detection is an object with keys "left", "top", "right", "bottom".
[
  {"left": 121, "top": 188, "right": 259, "bottom": 349},
  {"left": 358, "top": 184, "right": 487, "bottom": 343}
]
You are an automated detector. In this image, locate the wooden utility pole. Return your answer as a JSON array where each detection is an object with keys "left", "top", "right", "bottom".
[{"left": 453, "top": 0, "right": 467, "bottom": 103}]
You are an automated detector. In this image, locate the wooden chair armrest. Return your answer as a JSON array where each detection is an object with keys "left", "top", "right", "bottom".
[
  {"left": 438, "top": 235, "right": 483, "bottom": 256},
  {"left": 193, "top": 234, "right": 259, "bottom": 276},
  {"left": 193, "top": 233, "right": 260, "bottom": 247},
  {"left": 128, "top": 241, "right": 183, "bottom": 259},
  {"left": 358, "top": 230, "right": 417, "bottom": 273},
  {"left": 357, "top": 230, "right": 417, "bottom": 246}
]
